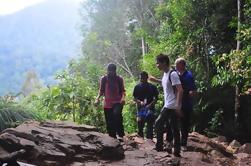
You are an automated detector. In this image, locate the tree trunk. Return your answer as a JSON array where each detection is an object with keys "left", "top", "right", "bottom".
[
  {"left": 237, "top": 0, "right": 241, "bottom": 51},
  {"left": 235, "top": 0, "right": 241, "bottom": 125},
  {"left": 139, "top": 0, "right": 145, "bottom": 57},
  {"left": 234, "top": 85, "right": 240, "bottom": 123},
  {"left": 141, "top": 37, "right": 145, "bottom": 56},
  {"left": 73, "top": 96, "right": 76, "bottom": 122}
]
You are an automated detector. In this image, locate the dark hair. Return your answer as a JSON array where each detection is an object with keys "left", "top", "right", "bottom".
[
  {"left": 156, "top": 53, "right": 170, "bottom": 66},
  {"left": 140, "top": 71, "right": 148, "bottom": 78},
  {"left": 107, "top": 63, "right": 116, "bottom": 71}
]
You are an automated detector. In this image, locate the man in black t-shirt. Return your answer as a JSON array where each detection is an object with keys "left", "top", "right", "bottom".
[{"left": 133, "top": 71, "right": 159, "bottom": 139}]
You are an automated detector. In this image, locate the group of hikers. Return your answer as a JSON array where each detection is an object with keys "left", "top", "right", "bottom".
[{"left": 94, "top": 53, "right": 197, "bottom": 157}]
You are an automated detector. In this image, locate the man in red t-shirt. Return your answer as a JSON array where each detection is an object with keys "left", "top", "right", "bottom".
[{"left": 95, "top": 64, "right": 126, "bottom": 141}]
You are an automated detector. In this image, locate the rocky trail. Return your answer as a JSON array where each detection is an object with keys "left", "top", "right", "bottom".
[{"left": 0, "top": 121, "right": 250, "bottom": 166}]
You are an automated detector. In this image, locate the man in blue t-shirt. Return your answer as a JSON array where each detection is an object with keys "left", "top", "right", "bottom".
[
  {"left": 175, "top": 58, "right": 197, "bottom": 149},
  {"left": 133, "top": 71, "right": 159, "bottom": 139}
]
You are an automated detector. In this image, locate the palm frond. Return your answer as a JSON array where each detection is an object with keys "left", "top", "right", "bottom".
[{"left": 0, "top": 98, "right": 35, "bottom": 131}]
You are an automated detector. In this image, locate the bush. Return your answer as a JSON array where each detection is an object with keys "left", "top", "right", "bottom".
[
  {"left": 0, "top": 97, "right": 36, "bottom": 131},
  {"left": 123, "top": 79, "right": 138, "bottom": 133}
]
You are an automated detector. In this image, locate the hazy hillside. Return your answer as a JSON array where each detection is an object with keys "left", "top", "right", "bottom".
[{"left": 0, "top": 0, "right": 83, "bottom": 95}]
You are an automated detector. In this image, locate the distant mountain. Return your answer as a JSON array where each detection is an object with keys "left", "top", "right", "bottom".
[{"left": 0, "top": 0, "right": 83, "bottom": 95}]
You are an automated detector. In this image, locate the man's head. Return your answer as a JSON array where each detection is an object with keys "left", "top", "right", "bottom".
[
  {"left": 156, "top": 54, "right": 170, "bottom": 71},
  {"left": 175, "top": 57, "right": 186, "bottom": 73},
  {"left": 140, "top": 71, "right": 148, "bottom": 83},
  {"left": 107, "top": 63, "right": 117, "bottom": 77}
]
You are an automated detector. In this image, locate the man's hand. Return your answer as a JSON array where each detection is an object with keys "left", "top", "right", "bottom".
[
  {"left": 137, "top": 117, "right": 142, "bottom": 122},
  {"left": 146, "top": 104, "right": 151, "bottom": 109},
  {"left": 148, "top": 75, "right": 162, "bottom": 84},
  {"left": 175, "top": 103, "right": 182, "bottom": 111},
  {"left": 121, "top": 99, "right": 126, "bottom": 105},
  {"left": 148, "top": 75, "right": 155, "bottom": 82},
  {"left": 189, "top": 91, "right": 197, "bottom": 97},
  {"left": 174, "top": 104, "right": 183, "bottom": 118},
  {"left": 135, "top": 100, "right": 144, "bottom": 107},
  {"left": 94, "top": 97, "right": 100, "bottom": 106}
]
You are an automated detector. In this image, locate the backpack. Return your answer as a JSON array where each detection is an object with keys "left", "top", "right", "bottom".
[{"left": 168, "top": 69, "right": 184, "bottom": 94}]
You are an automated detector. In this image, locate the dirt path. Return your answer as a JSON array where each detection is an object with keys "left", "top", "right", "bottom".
[{"left": 77, "top": 133, "right": 251, "bottom": 166}]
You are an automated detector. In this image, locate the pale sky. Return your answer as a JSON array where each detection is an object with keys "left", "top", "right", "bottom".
[{"left": 0, "top": 0, "right": 83, "bottom": 16}]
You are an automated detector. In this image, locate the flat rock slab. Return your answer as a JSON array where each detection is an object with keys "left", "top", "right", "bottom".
[
  {"left": 0, "top": 121, "right": 124, "bottom": 165},
  {"left": 90, "top": 133, "right": 251, "bottom": 166},
  {"left": 1, "top": 122, "right": 251, "bottom": 166}
]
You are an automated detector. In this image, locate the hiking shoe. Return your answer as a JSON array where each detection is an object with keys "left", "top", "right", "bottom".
[
  {"left": 181, "top": 146, "right": 188, "bottom": 152},
  {"left": 117, "top": 136, "right": 124, "bottom": 142}
]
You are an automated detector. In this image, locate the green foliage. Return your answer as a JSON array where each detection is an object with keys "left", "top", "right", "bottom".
[
  {"left": 21, "top": 70, "right": 43, "bottom": 97},
  {"left": 212, "top": 1, "right": 251, "bottom": 92},
  {"left": 82, "top": 0, "right": 142, "bottom": 77},
  {"left": 207, "top": 109, "right": 223, "bottom": 134},
  {"left": 19, "top": 0, "right": 251, "bottom": 139},
  {"left": 22, "top": 61, "right": 106, "bottom": 132},
  {"left": 23, "top": 62, "right": 140, "bottom": 133},
  {"left": 123, "top": 79, "right": 138, "bottom": 133},
  {"left": 212, "top": 51, "right": 251, "bottom": 90},
  {"left": 0, "top": 97, "right": 36, "bottom": 131},
  {"left": 78, "top": 0, "right": 249, "bottom": 137}
]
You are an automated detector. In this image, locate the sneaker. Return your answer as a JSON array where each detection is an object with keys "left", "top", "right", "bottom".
[
  {"left": 117, "top": 136, "right": 124, "bottom": 142},
  {"left": 181, "top": 146, "right": 188, "bottom": 151}
]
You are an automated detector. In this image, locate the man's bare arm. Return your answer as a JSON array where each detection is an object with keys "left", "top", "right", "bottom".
[
  {"left": 175, "top": 84, "right": 183, "bottom": 109},
  {"left": 148, "top": 76, "right": 162, "bottom": 84}
]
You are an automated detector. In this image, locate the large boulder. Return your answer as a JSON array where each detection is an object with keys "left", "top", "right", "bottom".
[{"left": 0, "top": 121, "right": 124, "bottom": 165}]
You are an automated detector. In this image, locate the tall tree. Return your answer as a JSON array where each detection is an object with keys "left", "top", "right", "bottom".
[
  {"left": 212, "top": 0, "right": 251, "bottom": 126},
  {"left": 82, "top": 0, "right": 141, "bottom": 77},
  {"left": 144, "top": 0, "right": 237, "bottom": 84},
  {"left": 126, "top": 0, "right": 160, "bottom": 56},
  {"left": 235, "top": 0, "right": 241, "bottom": 125},
  {"left": 21, "top": 70, "right": 42, "bottom": 97}
]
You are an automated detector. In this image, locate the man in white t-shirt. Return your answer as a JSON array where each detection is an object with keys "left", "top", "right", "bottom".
[{"left": 149, "top": 54, "right": 183, "bottom": 157}]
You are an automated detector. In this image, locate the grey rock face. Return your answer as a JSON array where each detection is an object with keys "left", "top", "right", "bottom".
[{"left": 0, "top": 121, "right": 124, "bottom": 165}]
